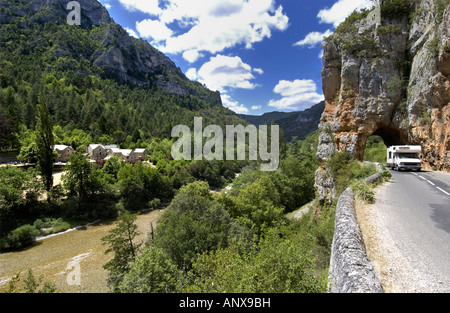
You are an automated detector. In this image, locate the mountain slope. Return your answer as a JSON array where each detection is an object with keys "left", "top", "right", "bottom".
[
  {"left": 0, "top": 0, "right": 243, "bottom": 142},
  {"left": 238, "top": 101, "right": 325, "bottom": 141}
]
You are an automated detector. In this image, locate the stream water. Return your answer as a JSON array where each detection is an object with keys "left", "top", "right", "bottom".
[{"left": 0, "top": 209, "right": 163, "bottom": 293}]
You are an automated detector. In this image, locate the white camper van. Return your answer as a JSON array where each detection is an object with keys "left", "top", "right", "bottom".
[{"left": 387, "top": 145, "right": 422, "bottom": 171}]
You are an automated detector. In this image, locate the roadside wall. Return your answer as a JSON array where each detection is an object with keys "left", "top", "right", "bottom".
[{"left": 328, "top": 186, "right": 383, "bottom": 293}]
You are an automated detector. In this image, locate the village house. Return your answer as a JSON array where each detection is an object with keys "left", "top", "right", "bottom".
[
  {"left": 86, "top": 144, "right": 149, "bottom": 164},
  {"left": 87, "top": 144, "right": 106, "bottom": 161},
  {"left": 108, "top": 148, "right": 133, "bottom": 162},
  {"left": 53, "top": 145, "right": 75, "bottom": 162},
  {"left": 132, "top": 148, "right": 149, "bottom": 162}
]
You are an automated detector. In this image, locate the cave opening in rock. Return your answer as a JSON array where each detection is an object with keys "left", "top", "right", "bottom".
[
  {"left": 371, "top": 127, "right": 407, "bottom": 147},
  {"left": 361, "top": 127, "right": 408, "bottom": 163}
]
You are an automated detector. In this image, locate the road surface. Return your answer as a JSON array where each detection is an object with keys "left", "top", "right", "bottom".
[{"left": 356, "top": 170, "right": 450, "bottom": 293}]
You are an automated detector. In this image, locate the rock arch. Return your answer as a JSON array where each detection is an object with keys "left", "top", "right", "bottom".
[{"left": 315, "top": 0, "right": 450, "bottom": 201}]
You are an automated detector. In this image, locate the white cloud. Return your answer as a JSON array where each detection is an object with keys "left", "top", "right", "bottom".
[
  {"left": 118, "top": 0, "right": 162, "bottom": 16},
  {"left": 185, "top": 68, "right": 198, "bottom": 80},
  {"left": 318, "top": 49, "right": 324, "bottom": 59},
  {"left": 317, "top": 0, "right": 374, "bottom": 27},
  {"left": 221, "top": 94, "right": 249, "bottom": 114},
  {"left": 125, "top": 27, "right": 139, "bottom": 38},
  {"left": 124, "top": 0, "right": 289, "bottom": 56},
  {"left": 254, "top": 68, "right": 264, "bottom": 75},
  {"left": 182, "top": 50, "right": 204, "bottom": 63},
  {"left": 269, "top": 79, "right": 324, "bottom": 111},
  {"left": 251, "top": 105, "right": 262, "bottom": 110},
  {"left": 194, "top": 55, "right": 262, "bottom": 93},
  {"left": 294, "top": 29, "right": 333, "bottom": 48},
  {"left": 99, "top": 0, "right": 112, "bottom": 10},
  {"left": 136, "top": 19, "right": 173, "bottom": 42}
]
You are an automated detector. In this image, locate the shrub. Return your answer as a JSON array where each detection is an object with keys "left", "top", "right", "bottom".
[
  {"left": 381, "top": 0, "right": 411, "bottom": 19},
  {"left": 2, "top": 225, "right": 40, "bottom": 250},
  {"left": 352, "top": 181, "right": 375, "bottom": 203}
]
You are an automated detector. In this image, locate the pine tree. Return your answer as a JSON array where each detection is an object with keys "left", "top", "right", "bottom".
[
  {"left": 101, "top": 211, "right": 141, "bottom": 292},
  {"left": 36, "top": 95, "right": 54, "bottom": 191}
]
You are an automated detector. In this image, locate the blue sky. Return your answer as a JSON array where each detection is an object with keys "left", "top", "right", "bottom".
[{"left": 98, "top": 0, "right": 375, "bottom": 115}]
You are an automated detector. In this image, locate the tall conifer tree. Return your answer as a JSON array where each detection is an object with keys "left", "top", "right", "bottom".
[{"left": 36, "top": 95, "right": 54, "bottom": 191}]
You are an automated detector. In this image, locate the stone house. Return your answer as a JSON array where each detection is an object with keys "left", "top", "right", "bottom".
[
  {"left": 53, "top": 145, "right": 75, "bottom": 162},
  {"left": 87, "top": 144, "right": 106, "bottom": 161}
]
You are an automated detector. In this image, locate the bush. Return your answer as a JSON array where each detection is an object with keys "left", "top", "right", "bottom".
[
  {"left": 152, "top": 189, "right": 235, "bottom": 270},
  {"left": 327, "top": 151, "right": 378, "bottom": 197},
  {"left": 380, "top": 0, "right": 411, "bottom": 19},
  {"left": 118, "top": 246, "right": 183, "bottom": 293},
  {"left": 352, "top": 181, "right": 375, "bottom": 203},
  {"left": 185, "top": 230, "right": 327, "bottom": 293},
  {"left": 2, "top": 225, "right": 40, "bottom": 250}
]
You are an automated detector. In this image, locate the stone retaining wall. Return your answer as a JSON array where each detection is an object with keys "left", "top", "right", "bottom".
[{"left": 328, "top": 186, "right": 383, "bottom": 293}]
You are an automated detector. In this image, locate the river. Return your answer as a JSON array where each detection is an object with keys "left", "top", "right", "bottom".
[{"left": 0, "top": 209, "right": 164, "bottom": 293}]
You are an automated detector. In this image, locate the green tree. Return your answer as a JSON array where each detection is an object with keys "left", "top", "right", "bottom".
[
  {"left": 152, "top": 187, "right": 234, "bottom": 270},
  {"left": 35, "top": 95, "right": 55, "bottom": 191},
  {"left": 62, "top": 153, "right": 94, "bottom": 198},
  {"left": 117, "top": 162, "right": 173, "bottom": 212},
  {"left": 233, "top": 175, "right": 285, "bottom": 236},
  {"left": 101, "top": 211, "right": 141, "bottom": 292},
  {"left": 118, "top": 246, "right": 183, "bottom": 293},
  {"left": 186, "top": 230, "right": 326, "bottom": 293}
]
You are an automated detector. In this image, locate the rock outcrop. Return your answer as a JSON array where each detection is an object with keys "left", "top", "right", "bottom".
[
  {"left": 317, "top": 0, "right": 450, "bottom": 200},
  {"left": 0, "top": 0, "right": 223, "bottom": 106}
]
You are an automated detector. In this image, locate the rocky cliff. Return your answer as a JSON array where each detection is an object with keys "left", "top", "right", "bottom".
[
  {"left": 316, "top": 0, "right": 450, "bottom": 200},
  {"left": 0, "top": 0, "right": 222, "bottom": 106}
]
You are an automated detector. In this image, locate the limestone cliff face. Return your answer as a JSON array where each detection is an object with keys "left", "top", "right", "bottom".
[{"left": 316, "top": 0, "right": 450, "bottom": 200}]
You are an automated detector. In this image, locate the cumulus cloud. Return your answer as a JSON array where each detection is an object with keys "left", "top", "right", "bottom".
[
  {"left": 268, "top": 79, "right": 324, "bottom": 111},
  {"left": 125, "top": 27, "right": 139, "bottom": 38},
  {"left": 194, "top": 55, "right": 262, "bottom": 93},
  {"left": 294, "top": 29, "right": 333, "bottom": 48},
  {"left": 317, "top": 0, "right": 374, "bottom": 27},
  {"left": 136, "top": 19, "right": 173, "bottom": 42},
  {"left": 118, "top": 0, "right": 162, "bottom": 16},
  {"left": 221, "top": 94, "right": 249, "bottom": 114},
  {"left": 121, "top": 0, "right": 289, "bottom": 56},
  {"left": 186, "top": 55, "right": 264, "bottom": 114},
  {"left": 251, "top": 105, "right": 262, "bottom": 110},
  {"left": 182, "top": 50, "right": 204, "bottom": 63}
]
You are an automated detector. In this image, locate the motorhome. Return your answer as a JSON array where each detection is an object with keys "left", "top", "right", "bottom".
[{"left": 387, "top": 145, "right": 422, "bottom": 171}]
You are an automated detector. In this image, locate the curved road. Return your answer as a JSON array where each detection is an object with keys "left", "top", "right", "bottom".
[{"left": 360, "top": 170, "right": 450, "bottom": 293}]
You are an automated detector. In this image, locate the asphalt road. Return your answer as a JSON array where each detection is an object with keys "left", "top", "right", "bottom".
[{"left": 369, "top": 169, "right": 450, "bottom": 292}]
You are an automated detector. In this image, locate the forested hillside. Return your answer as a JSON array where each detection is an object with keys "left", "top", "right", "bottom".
[
  {"left": 238, "top": 101, "right": 325, "bottom": 141},
  {"left": 0, "top": 0, "right": 244, "bottom": 152}
]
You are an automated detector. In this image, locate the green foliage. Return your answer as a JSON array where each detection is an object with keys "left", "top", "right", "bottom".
[
  {"left": 434, "top": 0, "right": 449, "bottom": 23},
  {"left": 101, "top": 211, "right": 141, "bottom": 292},
  {"left": 6, "top": 268, "right": 57, "bottom": 293},
  {"left": 364, "top": 135, "right": 387, "bottom": 163},
  {"left": 380, "top": 0, "right": 412, "bottom": 20},
  {"left": 118, "top": 246, "right": 184, "bottom": 293},
  {"left": 341, "top": 33, "right": 379, "bottom": 58},
  {"left": 185, "top": 230, "right": 326, "bottom": 293},
  {"left": 35, "top": 95, "right": 55, "bottom": 191},
  {"left": 327, "top": 151, "right": 378, "bottom": 197},
  {"left": 117, "top": 162, "right": 173, "bottom": 212},
  {"left": 62, "top": 153, "right": 116, "bottom": 219},
  {"left": 233, "top": 175, "right": 285, "bottom": 235},
  {"left": 351, "top": 181, "right": 375, "bottom": 203},
  {"left": 153, "top": 186, "right": 234, "bottom": 270},
  {"left": 1, "top": 224, "right": 40, "bottom": 250},
  {"left": 334, "top": 8, "right": 372, "bottom": 34}
]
